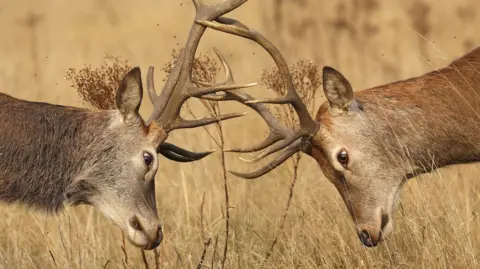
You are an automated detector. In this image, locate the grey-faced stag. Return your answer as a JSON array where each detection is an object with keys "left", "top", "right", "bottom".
[
  {"left": 0, "top": 0, "right": 255, "bottom": 250},
  {"left": 194, "top": 9, "right": 480, "bottom": 247}
]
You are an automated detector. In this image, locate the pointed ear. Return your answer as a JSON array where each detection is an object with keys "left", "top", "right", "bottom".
[
  {"left": 116, "top": 67, "right": 143, "bottom": 121},
  {"left": 322, "top": 66, "right": 354, "bottom": 113}
]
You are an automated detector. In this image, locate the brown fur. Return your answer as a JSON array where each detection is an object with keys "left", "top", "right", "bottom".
[{"left": 319, "top": 47, "right": 480, "bottom": 170}]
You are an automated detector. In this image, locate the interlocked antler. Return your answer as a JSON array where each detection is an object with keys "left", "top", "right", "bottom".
[
  {"left": 145, "top": 0, "right": 256, "bottom": 133},
  {"left": 195, "top": 17, "right": 320, "bottom": 179}
]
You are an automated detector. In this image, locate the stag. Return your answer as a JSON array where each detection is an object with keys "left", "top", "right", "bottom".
[
  {"left": 0, "top": 0, "right": 256, "bottom": 250},
  {"left": 186, "top": 4, "right": 480, "bottom": 247}
]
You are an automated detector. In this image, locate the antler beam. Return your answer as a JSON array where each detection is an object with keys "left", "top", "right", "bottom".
[
  {"left": 145, "top": 0, "right": 255, "bottom": 134},
  {"left": 195, "top": 15, "right": 320, "bottom": 179}
]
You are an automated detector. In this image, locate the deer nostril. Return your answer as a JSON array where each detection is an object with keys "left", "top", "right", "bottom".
[
  {"left": 358, "top": 230, "right": 376, "bottom": 247},
  {"left": 129, "top": 216, "right": 143, "bottom": 232}
]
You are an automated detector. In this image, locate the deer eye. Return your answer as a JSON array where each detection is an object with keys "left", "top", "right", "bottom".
[
  {"left": 143, "top": 152, "right": 153, "bottom": 166},
  {"left": 337, "top": 149, "right": 348, "bottom": 167}
]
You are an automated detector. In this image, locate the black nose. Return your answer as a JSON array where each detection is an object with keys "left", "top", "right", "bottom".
[
  {"left": 147, "top": 225, "right": 163, "bottom": 250},
  {"left": 358, "top": 230, "right": 377, "bottom": 247}
]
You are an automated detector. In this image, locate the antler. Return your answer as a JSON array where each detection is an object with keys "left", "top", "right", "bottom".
[
  {"left": 195, "top": 18, "right": 320, "bottom": 179},
  {"left": 145, "top": 0, "right": 256, "bottom": 133}
]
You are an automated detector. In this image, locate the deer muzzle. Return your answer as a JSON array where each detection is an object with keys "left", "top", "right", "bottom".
[
  {"left": 356, "top": 208, "right": 390, "bottom": 247},
  {"left": 127, "top": 215, "right": 163, "bottom": 250}
]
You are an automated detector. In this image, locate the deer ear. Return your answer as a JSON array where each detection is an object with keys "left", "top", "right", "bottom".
[
  {"left": 322, "top": 66, "right": 354, "bottom": 113},
  {"left": 116, "top": 67, "right": 143, "bottom": 120}
]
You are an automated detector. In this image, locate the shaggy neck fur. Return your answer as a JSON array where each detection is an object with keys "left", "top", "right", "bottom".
[
  {"left": 356, "top": 47, "right": 480, "bottom": 175},
  {"left": 0, "top": 93, "right": 110, "bottom": 212}
]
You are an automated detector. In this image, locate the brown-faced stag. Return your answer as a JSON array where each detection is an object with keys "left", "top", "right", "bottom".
[
  {"left": 0, "top": 0, "right": 255, "bottom": 250},
  {"left": 196, "top": 9, "right": 480, "bottom": 247}
]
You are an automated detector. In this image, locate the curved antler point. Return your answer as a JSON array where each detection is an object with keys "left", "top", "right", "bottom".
[
  {"left": 227, "top": 170, "right": 243, "bottom": 177},
  {"left": 239, "top": 156, "right": 256, "bottom": 163},
  {"left": 227, "top": 170, "right": 258, "bottom": 180},
  {"left": 194, "top": 19, "right": 208, "bottom": 25}
]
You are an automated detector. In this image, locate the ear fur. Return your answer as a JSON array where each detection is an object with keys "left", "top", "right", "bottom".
[
  {"left": 116, "top": 67, "right": 143, "bottom": 121},
  {"left": 322, "top": 66, "right": 354, "bottom": 114}
]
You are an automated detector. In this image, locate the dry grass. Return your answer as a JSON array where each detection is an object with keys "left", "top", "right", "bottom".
[{"left": 1, "top": 0, "right": 480, "bottom": 268}]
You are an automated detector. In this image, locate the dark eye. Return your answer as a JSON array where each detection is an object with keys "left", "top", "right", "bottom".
[
  {"left": 337, "top": 149, "right": 348, "bottom": 167},
  {"left": 143, "top": 152, "right": 153, "bottom": 166}
]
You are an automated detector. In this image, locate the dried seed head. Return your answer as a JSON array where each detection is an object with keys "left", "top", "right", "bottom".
[
  {"left": 162, "top": 49, "right": 220, "bottom": 87},
  {"left": 163, "top": 49, "right": 222, "bottom": 115},
  {"left": 261, "top": 60, "right": 321, "bottom": 127},
  {"left": 65, "top": 55, "right": 131, "bottom": 110}
]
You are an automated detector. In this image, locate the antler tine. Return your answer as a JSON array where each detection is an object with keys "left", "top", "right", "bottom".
[
  {"left": 189, "top": 47, "right": 232, "bottom": 88},
  {"left": 238, "top": 134, "right": 303, "bottom": 163},
  {"left": 146, "top": 67, "right": 158, "bottom": 105},
  {"left": 170, "top": 112, "right": 246, "bottom": 130},
  {"left": 189, "top": 82, "right": 257, "bottom": 97},
  {"left": 158, "top": 142, "right": 214, "bottom": 162},
  {"left": 146, "top": 0, "right": 251, "bottom": 133},
  {"left": 195, "top": 16, "right": 320, "bottom": 179},
  {"left": 196, "top": 18, "right": 317, "bottom": 130},
  {"left": 198, "top": 48, "right": 293, "bottom": 153},
  {"left": 228, "top": 139, "right": 305, "bottom": 179},
  {"left": 212, "top": 47, "right": 233, "bottom": 85},
  {"left": 146, "top": 50, "right": 185, "bottom": 116}
]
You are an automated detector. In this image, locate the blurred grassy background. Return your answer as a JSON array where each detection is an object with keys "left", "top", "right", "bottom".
[{"left": 1, "top": 0, "right": 480, "bottom": 268}]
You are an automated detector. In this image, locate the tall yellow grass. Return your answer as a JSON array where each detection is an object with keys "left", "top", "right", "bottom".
[{"left": 0, "top": 0, "right": 480, "bottom": 268}]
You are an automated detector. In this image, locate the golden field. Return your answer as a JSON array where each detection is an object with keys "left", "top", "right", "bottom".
[{"left": 1, "top": 0, "right": 480, "bottom": 268}]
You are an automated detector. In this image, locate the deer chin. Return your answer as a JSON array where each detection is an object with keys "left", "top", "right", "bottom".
[{"left": 380, "top": 186, "right": 402, "bottom": 241}]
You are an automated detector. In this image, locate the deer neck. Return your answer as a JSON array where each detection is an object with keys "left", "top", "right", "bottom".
[
  {"left": 357, "top": 50, "right": 480, "bottom": 175},
  {"left": 0, "top": 93, "right": 110, "bottom": 212}
]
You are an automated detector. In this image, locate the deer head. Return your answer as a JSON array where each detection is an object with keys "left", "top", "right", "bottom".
[
  {"left": 309, "top": 67, "right": 403, "bottom": 248},
  {"left": 68, "top": 0, "right": 257, "bottom": 250}
]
